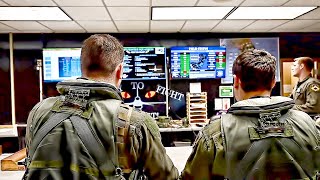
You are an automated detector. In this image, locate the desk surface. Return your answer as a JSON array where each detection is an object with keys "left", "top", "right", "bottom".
[{"left": 0, "top": 146, "right": 193, "bottom": 180}]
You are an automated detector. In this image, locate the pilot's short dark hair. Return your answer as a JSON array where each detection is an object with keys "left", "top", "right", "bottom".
[
  {"left": 81, "top": 34, "right": 124, "bottom": 77},
  {"left": 232, "top": 49, "right": 276, "bottom": 92}
]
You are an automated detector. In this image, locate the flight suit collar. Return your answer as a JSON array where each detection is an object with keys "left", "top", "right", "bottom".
[
  {"left": 297, "top": 75, "right": 311, "bottom": 88},
  {"left": 56, "top": 78, "right": 123, "bottom": 101},
  {"left": 228, "top": 96, "right": 294, "bottom": 116}
]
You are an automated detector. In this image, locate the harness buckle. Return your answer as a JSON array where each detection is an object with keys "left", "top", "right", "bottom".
[{"left": 115, "top": 167, "right": 123, "bottom": 177}]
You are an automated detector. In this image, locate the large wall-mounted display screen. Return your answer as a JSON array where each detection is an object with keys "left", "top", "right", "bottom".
[
  {"left": 43, "top": 48, "right": 81, "bottom": 82},
  {"left": 170, "top": 46, "right": 226, "bottom": 79},
  {"left": 123, "top": 47, "right": 166, "bottom": 80},
  {"left": 220, "top": 37, "right": 280, "bottom": 83}
]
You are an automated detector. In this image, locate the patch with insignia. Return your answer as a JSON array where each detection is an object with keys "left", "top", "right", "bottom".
[{"left": 311, "top": 84, "right": 320, "bottom": 92}]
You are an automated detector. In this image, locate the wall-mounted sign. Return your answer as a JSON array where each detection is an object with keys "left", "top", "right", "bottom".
[{"left": 219, "top": 86, "right": 233, "bottom": 97}]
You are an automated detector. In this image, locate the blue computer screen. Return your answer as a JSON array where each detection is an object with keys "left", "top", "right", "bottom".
[
  {"left": 43, "top": 48, "right": 81, "bottom": 82},
  {"left": 170, "top": 46, "right": 226, "bottom": 79}
]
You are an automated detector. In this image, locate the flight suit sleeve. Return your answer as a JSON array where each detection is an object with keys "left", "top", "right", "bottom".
[
  {"left": 25, "top": 101, "right": 44, "bottom": 151},
  {"left": 181, "top": 131, "right": 215, "bottom": 180},
  {"left": 131, "top": 113, "right": 179, "bottom": 180},
  {"left": 293, "top": 82, "right": 320, "bottom": 114}
]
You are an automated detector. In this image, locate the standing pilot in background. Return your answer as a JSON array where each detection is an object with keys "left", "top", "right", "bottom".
[
  {"left": 290, "top": 57, "right": 320, "bottom": 122},
  {"left": 24, "top": 34, "right": 178, "bottom": 180},
  {"left": 181, "top": 49, "right": 320, "bottom": 179}
]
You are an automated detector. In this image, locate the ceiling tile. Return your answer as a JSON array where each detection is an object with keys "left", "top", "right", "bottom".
[
  {"left": 226, "top": 7, "right": 316, "bottom": 20},
  {"left": 1, "top": 21, "right": 50, "bottom": 31},
  {"left": 241, "top": 0, "right": 288, "bottom": 6},
  {"left": 150, "top": 21, "right": 185, "bottom": 32},
  {"left": 152, "top": 0, "right": 197, "bottom": 6},
  {"left": 284, "top": 0, "right": 320, "bottom": 6},
  {"left": 62, "top": 7, "right": 110, "bottom": 20},
  {"left": 77, "top": 21, "right": 117, "bottom": 32},
  {"left": 54, "top": 0, "right": 103, "bottom": 6},
  {"left": 297, "top": 29, "right": 320, "bottom": 32},
  {"left": 16, "top": 30, "right": 53, "bottom": 33},
  {"left": 0, "top": 22, "right": 16, "bottom": 31},
  {"left": 197, "top": 0, "right": 243, "bottom": 6},
  {"left": 115, "top": 21, "right": 149, "bottom": 32},
  {"left": 181, "top": 20, "right": 220, "bottom": 32},
  {"left": 240, "top": 29, "right": 272, "bottom": 32},
  {"left": 0, "top": 30, "right": 20, "bottom": 33},
  {"left": 3, "top": 0, "right": 56, "bottom": 6},
  {"left": 0, "top": 1, "right": 9, "bottom": 6},
  {"left": 243, "top": 20, "right": 288, "bottom": 31},
  {"left": 104, "top": 0, "right": 149, "bottom": 6},
  {"left": 271, "top": 20, "right": 320, "bottom": 30},
  {"left": 39, "top": 21, "right": 85, "bottom": 32},
  {"left": 297, "top": 8, "right": 320, "bottom": 19},
  {"left": 300, "top": 22, "right": 320, "bottom": 31},
  {"left": 212, "top": 20, "right": 254, "bottom": 32},
  {"left": 108, "top": 7, "right": 149, "bottom": 20},
  {"left": 300, "top": 23, "right": 320, "bottom": 32}
]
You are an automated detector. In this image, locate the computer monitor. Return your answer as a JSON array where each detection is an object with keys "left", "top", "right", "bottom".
[
  {"left": 123, "top": 47, "right": 166, "bottom": 80},
  {"left": 42, "top": 48, "right": 81, "bottom": 82},
  {"left": 170, "top": 46, "right": 226, "bottom": 79}
]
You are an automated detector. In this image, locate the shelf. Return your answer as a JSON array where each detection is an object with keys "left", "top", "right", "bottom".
[
  {"left": 188, "top": 111, "right": 207, "bottom": 113},
  {"left": 187, "top": 92, "right": 208, "bottom": 124},
  {"left": 189, "top": 119, "right": 208, "bottom": 123},
  {"left": 188, "top": 99, "right": 207, "bottom": 102}
]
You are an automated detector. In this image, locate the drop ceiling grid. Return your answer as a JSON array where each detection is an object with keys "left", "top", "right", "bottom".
[
  {"left": 284, "top": 0, "right": 320, "bottom": 6},
  {"left": 180, "top": 20, "right": 220, "bottom": 32},
  {"left": 271, "top": 20, "right": 320, "bottom": 31},
  {"left": 2, "top": 0, "right": 56, "bottom": 6},
  {"left": 38, "top": 21, "right": 86, "bottom": 32},
  {"left": 211, "top": 20, "right": 255, "bottom": 32},
  {"left": 0, "top": 22, "right": 16, "bottom": 31},
  {"left": 301, "top": 22, "right": 320, "bottom": 31},
  {"left": 240, "top": 0, "right": 289, "bottom": 6},
  {"left": 241, "top": 20, "right": 290, "bottom": 31},
  {"left": 53, "top": 0, "right": 104, "bottom": 7},
  {"left": 61, "top": 7, "right": 111, "bottom": 20},
  {"left": 107, "top": 7, "right": 150, "bottom": 21},
  {"left": 297, "top": 8, "right": 320, "bottom": 19},
  {"left": 151, "top": 0, "right": 197, "bottom": 6},
  {"left": 103, "top": 0, "right": 149, "bottom": 6},
  {"left": 115, "top": 21, "right": 149, "bottom": 32},
  {"left": 150, "top": 20, "right": 185, "bottom": 32},
  {"left": 196, "top": 0, "right": 244, "bottom": 6},
  {"left": 77, "top": 20, "right": 117, "bottom": 32},
  {"left": 0, "top": 0, "right": 320, "bottom": 33},
  {"left": 0, "top": 0, "right": 9, "bottom": 6},
  {"left": 0, "top": 21, "right": 50, "bottom": 31}
]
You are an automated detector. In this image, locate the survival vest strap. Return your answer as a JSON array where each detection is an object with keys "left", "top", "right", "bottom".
[
  {"left": 221, "top": 110, "right": 320, "bottom": 180},
  {"left": 116, "top": 104, "right": 148, "bottom": 180},
  {"left": 116, "top": 104, "right": 133, "bottom": 174},
  {"left": 26, "top": 99, "right": 125, "bottom": 179}
]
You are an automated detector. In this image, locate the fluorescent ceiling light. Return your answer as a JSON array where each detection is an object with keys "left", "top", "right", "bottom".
[
  {"left": 0, "top": 7, "right": 71, "bottom": 21},
  {"left": 152, "top": 7, "right": 234, "bottom": 20},
  {"left": 227, "top": 7, "right": 316, "bottom": 20}
]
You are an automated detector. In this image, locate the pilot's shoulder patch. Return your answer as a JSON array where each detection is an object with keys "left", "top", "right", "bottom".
[{"left": 311, "top": 84, "right": 320, "bottom": 92}]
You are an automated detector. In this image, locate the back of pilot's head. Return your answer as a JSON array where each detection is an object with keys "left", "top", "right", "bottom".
[
  {"left": 232, "top": 49, "right": 276, "bottom": 92},
  {"left": 81, "top": 34, "right": 124, "bottom": 78}
]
